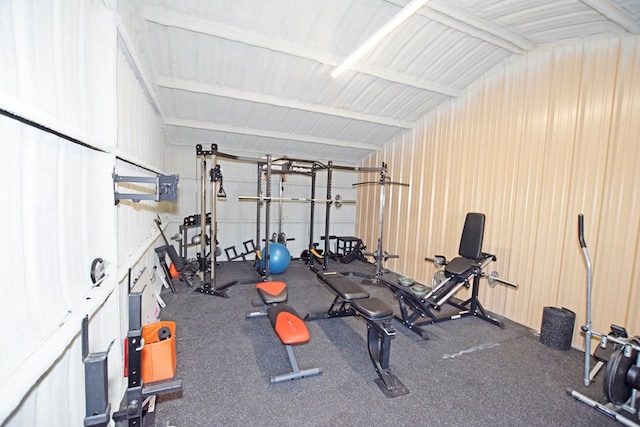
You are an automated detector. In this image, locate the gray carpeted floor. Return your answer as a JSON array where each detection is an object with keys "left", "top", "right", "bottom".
[{"left": 149, "top": 258, "right": 619, "bottom": 427}]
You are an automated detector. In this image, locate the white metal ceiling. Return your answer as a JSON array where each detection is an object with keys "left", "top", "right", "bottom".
[{"left": 137, "top": 0, "right": 640, "bottom": 164}]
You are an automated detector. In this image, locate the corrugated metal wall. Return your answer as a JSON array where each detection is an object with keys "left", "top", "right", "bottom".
[
  {"left": 357, "top": 35, "right": 640, "bottom": 348},
  {"left": 1, "top": 1, "right": 173, "bottom": 424},
  {"left": 0, "top": 1, "right": 118, "bottom": 424}
]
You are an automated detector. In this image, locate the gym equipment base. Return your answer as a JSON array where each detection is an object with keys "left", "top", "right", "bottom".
[
  {"left": 566, "top": 389, "right": 640, "bottom": 427},
  {"left": 195, "top": 280, "right": 229, "bottom": 298},
  {"left": 375, "top": 375, "right": 409, "bottom": 398},
  {"left": 385, "top": 277, "right": 504, "bottom": 340}
]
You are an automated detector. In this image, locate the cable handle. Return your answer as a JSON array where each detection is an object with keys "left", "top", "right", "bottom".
[{"left": 578, "top": 214, "right": 587, "bottom": 248}]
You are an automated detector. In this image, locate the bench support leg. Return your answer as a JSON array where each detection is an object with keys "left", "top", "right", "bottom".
[
  {"left": 365, "top": 320, "right": 409, "bottom": 398},
  {"left": 270, "top": 345, "right": 322, "bottom": 383}
]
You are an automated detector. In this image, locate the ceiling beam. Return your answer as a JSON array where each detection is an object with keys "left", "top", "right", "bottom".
[
  {"left": 164, "top": 118, "right": 382, "bottom": 151},
  {"left": 143, "top": 6, "right": 459, "bottom": 97},
  {"left": 423, "top": 3, "right": 536, "bottom": 52},
  {"left": 156, "top": 76, "right": 414, "bottom": 130},
  {"left": 377, "top": 0, "right": 533, "bottom": 52},
  {"left": 581, "top": 0, "right": 640, "bottom": 33}
]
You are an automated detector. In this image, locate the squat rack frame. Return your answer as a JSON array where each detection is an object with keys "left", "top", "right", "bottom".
[
  {"left": 193, "top": 144, "right": 336, "bottom": 295},
  {"left": 193, "top": 143, "right": 391, "bottom": 295}
]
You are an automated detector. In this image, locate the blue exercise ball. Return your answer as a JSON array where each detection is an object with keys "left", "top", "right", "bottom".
[{"left": 259, "top": 242, "right": 291, "bottom": 274}]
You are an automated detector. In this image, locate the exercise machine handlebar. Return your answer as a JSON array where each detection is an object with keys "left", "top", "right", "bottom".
[
  {"left": 578, "top": 214, "right": 587, "bottom": 248},
  {"left": 579, "top": 213, "right": 594, "bottom": 386}
]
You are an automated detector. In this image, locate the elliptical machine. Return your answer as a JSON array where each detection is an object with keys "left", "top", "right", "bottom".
[{"left": 567, "top": 214, "right": 640, "bottom": 427}]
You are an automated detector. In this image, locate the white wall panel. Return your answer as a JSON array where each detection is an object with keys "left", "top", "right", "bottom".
[
  {"left": 0, "top": 1, "right": 160, "bottom": 424},
  {"left": 0, "top": 119, "right": 118, "bottom": 424},
  {"left": 357, "top": 35, "right": 640, "bottom": 349},
  {"left": 117, "top": 49, "right": 166, "bottom": 167},
  {"left": 0, "top": 0, "right": 116, "bottom": 149}
]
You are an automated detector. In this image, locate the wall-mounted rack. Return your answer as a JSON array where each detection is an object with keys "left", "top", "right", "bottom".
[{"left": 113, "top": 173, "right": 179, "bottom": 205}]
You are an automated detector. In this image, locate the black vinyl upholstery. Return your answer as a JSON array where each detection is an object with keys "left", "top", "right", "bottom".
[{"left": 458, "top": 212, "right": 485, "bottom": 260}]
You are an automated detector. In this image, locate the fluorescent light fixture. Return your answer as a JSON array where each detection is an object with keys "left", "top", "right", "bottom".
[{"left": 331, "top": 0, "right": 431, "bottom": 78}]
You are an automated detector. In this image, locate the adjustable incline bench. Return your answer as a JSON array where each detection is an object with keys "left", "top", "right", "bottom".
[
  {"left": 308, "top": 270, "right": 409, "bottom": 397},
  {"left": 247, "top": 281, "right": 322, "bottom": 383}
]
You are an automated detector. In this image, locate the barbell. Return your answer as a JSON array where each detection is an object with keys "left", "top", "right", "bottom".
[
  {"left": 425, "top": 255, "right": 519, "bottom": 289},
  {"left": 484, "top": 271, "right": 519, "bottom": 289},
  {"left": 238, "top": 193, "right": 356, "bottom": 208}
]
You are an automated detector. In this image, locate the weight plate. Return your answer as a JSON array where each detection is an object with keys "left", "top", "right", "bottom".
[
  {"left": 487, "top": 271, "right": 499, "bottom": 288},
  {"left": 90, "top": 258, "right": 105, "bottom": 284},
  {"left": 277, "top": 232, "right": 286, "bottom": 245},
  {"left": 603, "top": 347, "right": 637, "bottom": 405},
  {"left": 158, "top": 327, "right": 172, "bottom": 341},
  {"left": 432, "top": 270, "right": 446, "bottom": 289}
]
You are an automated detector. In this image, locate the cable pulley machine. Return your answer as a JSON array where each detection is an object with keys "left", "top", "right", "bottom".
[
  {"left": 194, "top": 144, "right": 228, "bottom": 297},
  {"left": 352, "top": 162, "right": 409, "bottom": 283}
]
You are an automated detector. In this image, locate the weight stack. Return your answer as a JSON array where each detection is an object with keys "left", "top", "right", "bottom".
[{"left": 540, "top": 307, "right": 575, "bottom": 350}]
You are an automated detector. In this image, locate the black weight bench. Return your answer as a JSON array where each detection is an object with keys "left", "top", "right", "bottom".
[
  {"left": 308, "top": 270, "right": 409, "bottom": 397},
  {"left": 308, "top": 271, "right": 370, "bottom": 319}
]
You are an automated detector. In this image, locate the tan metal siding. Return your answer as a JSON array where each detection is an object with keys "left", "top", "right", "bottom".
[{"left": 357, "top": 35, "right": 640, "bottom": 348}]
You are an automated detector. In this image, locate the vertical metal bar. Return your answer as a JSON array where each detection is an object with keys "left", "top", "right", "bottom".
[
  {"left": 470, "top": 275, "right": 480, "bottom": 312},
  {"left": 579, "top": 214, "right": 592, "bottom": 386},
  {"left": 324, "top": 162, "right": 333, "bottom": 270},
  {"left": 583, "top": 244, "right": 593, "bottom": 386},
  {"left": 285, "top": 345, "right": 300, "bottom": 372},
  {"left": 126, "top": 293, "right": 143, "bottom": 426},
  {"left": 264, "top": 155, "right": 272, "bottom": 278},
  {"left": 378, "top": 329, "right": 391, "bottom": 370},
  {"left": 129, "top": 293, "right": 142, "bottom": 331},
  {"left": 255, "top": 163, "right": 262, "bottom": 255},
  {"left": 309, "top": 167, "right": 316, "bottom": 254},
  {"left": 278, "top": 174, "right": 283, "bottom": 236},
  {"left": 210, "top": 151, "right": 217, "bottom": 287},
  {"left": 82, "top": 316, "right": 89, "bottom": 359},
  {"left": 200, "top": 157, "right": 207, "bottom": 279},
  {"left": 376, "top": 164, "right": 387, "bottom": 278}
]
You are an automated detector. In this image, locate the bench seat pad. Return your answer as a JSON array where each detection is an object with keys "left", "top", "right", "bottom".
[
  {"left": 267, "top": 305, "right": 310, "bottom": 345},
  {"left": 351, "top": 297, "right": 393, "bottom": 320},
  {"left": 321, "top": 274, "right": 369, "bottom": 300},
  {"left": 256, "top": 281, "right": 288, "bottom": 304},
  {"left": 444, "top": 257, "right": 475, "bottom": 277}
]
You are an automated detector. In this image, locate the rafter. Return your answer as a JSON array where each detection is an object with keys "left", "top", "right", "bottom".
[
  {"left": 156, "top": 76, "right": 414, "bottom": 129},
  {"left": 143, "top": 6, "right": 459, "bottom": 97},
  {"left": 164, "top": 118, "right": 382, "bottom": 151},
  {"left": 423, "top": 3, "right": 536, "bottom": 52},
  {"left": 581, "top": 0, "right": 640, "bottom": 33}
]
